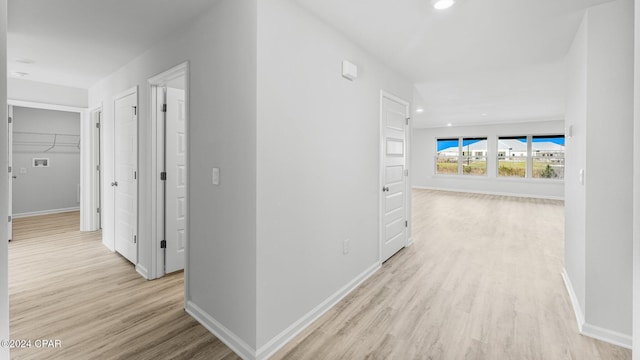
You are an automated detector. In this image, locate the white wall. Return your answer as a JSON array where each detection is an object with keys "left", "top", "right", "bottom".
[
  {"left": 0, "top": 0, "right": 9, "bottom": 358},
  {"left": 8, "top": 78, "right": 88, "bottom": 108},
  {"left": 584, "top": 0, "right": 633, "bottom": 340},
  {"left": 88, "top": 0, "right": 258, "bottom": 353},
  {"left": 255, "top": 0, "right": 412, "bottom": 355},
  {"left": 412, "top": 121, "right": 565, "bottom": 199},
  {"left": 634, "top": 0, "right": 640, "bottom": 356},
  {"left": 564, "top": 12, "right": 588, "bottom": 324},
  {"left": 564, "top": 0, "right": 634, "bottom": 347},
  {"left": 11, "top": 107, "right": 80, "bottom": 215}
]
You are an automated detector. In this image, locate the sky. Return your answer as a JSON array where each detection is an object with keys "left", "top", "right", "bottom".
[{"left": 437, "top": 136, "right": 565, "bottom": 152}]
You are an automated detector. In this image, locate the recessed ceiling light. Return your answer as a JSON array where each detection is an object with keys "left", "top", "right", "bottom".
[
  {"left": 481, "top": 113, "right": 487, "bottom": 116},
  {"left": 11, "top": 71, "right": 29, "bottom": 77},
  {"left": 14, "top": 58, "right": 35, "bottom": 64},
  {"left": 433, "top": 0, "right": 456, "bottom": 10},
  {"left": 447, "top": 123, "right": 453, "bottom": 127},
  {"left": 416, "top": 108, "right": 424, "bottom": 113}
]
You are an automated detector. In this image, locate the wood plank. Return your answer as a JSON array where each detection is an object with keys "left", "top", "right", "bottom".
[
  {"left": 9, "top": 211, "right": 238, "bottom": 360},
  {"left": 272, "top": 190, "right": 631, "bottom": 360}
]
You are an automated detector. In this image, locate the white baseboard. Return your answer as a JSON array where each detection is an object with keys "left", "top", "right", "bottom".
[
  {"left": 13, "top": 206, "right": 80, "bottom": 219},
  {"left": 135, "top": 264, "right": 149, "bottom": 280},
  {"left": 561, "top": 269, "right": 632, "bottom": 349},
  {"left": 256, "top": 262, "right": 381, "bottom": 360},
  {"left": 186, "top": 301, "right": 256, "bottom": 360},
  {"left": 581, "top": 323, "right": 632, "bottom": 349},
  {"left": 561, "top": 269, "right": 585, "bottom": 330},
  {"left": 412, "top": 186, "right": 564, "bottom": 201},
  {"left": 406, "top": 237, "right": 414, "bottom": 247}
]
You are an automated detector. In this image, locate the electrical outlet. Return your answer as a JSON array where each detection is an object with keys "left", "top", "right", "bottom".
[{"left": 343, "top": 239, "right": 350, "bottom": 255}]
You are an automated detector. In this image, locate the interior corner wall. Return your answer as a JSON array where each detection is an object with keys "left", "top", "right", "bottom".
[
  {"left": 0, "top": 0, "right": 9, "bottom": 358},
  {"left": 8, "top": 78, "right": 88, "bottom": 108},
  {"left": 584, "top": 0, "right": 633, "bottom": 340},
  {"left": 564, "top": 11, "right": 588, "bottom": 322},
  {"left": 634, "top": 0, "right": 640, "bottom": 355},
  {"left": 88, "top": 0, "right": 257, "bottom": 352},
  {"left": 412, "top": 120, "right": 565, "bottom": 199},
  {"left": 255, "top": 0, "right": 412, "bottom": 353},
  {"left": 565, "top": 0, "right": 634, "bottom": 346}
]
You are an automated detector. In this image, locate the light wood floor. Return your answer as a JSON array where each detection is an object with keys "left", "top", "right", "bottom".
[
  {"left": 9, "top": 192, "right": 633, "bottom": 359},
  {"left": 272, "top": 190, "right": 631, "bottom": 359},
  {"left": 9, "top": 211, "right": 236, "bottom": 360}
]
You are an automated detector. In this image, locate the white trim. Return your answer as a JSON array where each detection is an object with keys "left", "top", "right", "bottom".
[
  {"left": 7, "top": 99, "right": 86, "bottom": 113},
  {"left": 406, "top": 237, "right": 414, "bottom": 247},
  {"left": 135, "top": 264, "right": 149, "bottom": 280},
  {"left": 256, "top": 262, "right": 381, "bottom": 360},
  {"left": 147, "top": 61, "right": 189, "bottom": 281},
  {"left": 12, "top": 206, "right": 80, "bottom": 219},
  {"left": 412, "top": 186, "right": 564, "bottom": 201},
  {"left": 581, "top": 323, "right": 632, "bottom": 349},
  {"left": 561, "top": 269, "right": 585, "bottom": 331},
  {"left": 561, "top": 269, "right": 632, "bottom": 349},
  {"left": 186, "top": 301, "right": 256, "bottom": 360}
]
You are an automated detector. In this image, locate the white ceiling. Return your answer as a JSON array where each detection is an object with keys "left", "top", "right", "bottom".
[
  {"left": 8, "top": 0, "right": 614, "bottom": 127},
  {"left": 7, "top": 0, "right": 219, "bottom": 89},
  {"left": 295, "top": 0, "right": 615, "bottom": 127}
]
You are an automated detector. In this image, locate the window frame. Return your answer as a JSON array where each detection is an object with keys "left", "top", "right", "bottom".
[
  {"left": 496, "top": 134, "right": 564, "bottom": 181},
  {"left": 435, "top": 136, "right": 488, "bottom": 176}
]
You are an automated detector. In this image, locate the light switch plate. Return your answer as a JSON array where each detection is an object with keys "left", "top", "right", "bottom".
[{"left": 212, "top": 167, "right": 220, "bottom": 185}]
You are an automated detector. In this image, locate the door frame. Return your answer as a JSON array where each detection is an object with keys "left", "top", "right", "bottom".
[
  {"left": 6, "top": 100, "right": 92, "bottom": 230},
  {"left": 148, "top": 62, "right": 189, "bottom": 280},
  {"left": 378, "top": 91, "right": 412, "bottom": 264},
  {"left": 90, "top": 105, "right": 103, "bottom": 230}
]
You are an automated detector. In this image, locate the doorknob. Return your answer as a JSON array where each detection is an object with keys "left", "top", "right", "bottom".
[
  {"left": 12, "top": 176, "right": 16, "bottom": 179},
  {"left": 382, "top": 186, "right": 389, "bottom": 192},
  {"left": 111, "top": 181, "right": 118, "bottom": 187}
]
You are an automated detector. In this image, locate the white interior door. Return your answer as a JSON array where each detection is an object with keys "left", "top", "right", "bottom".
[
  {"left": 7, "top": 106, "right": 12, "bottom": 241},
  {"left": 164, "top": 87, "right": 186, "bottom": 273},
  {"left": 381, "top": 94, "right": 409, "bottom": 262},
  {"left": 114, "top": 92, "right": 138, "bottom": 264}
]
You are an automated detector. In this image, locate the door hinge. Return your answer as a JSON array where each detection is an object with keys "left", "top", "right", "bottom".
[
  {"left": 405, "top": 220, "right": 408, "bottom": 227},
  {"left": 133, "top": 235, "right": 137, "bottom": 244},
  {"left": 134, "top": 171, "right": 137, "bottom": 180},
  {"left": 8, "top": 216, "right": 11, "bottom": 223},
  {"left": 406, "top": 117, "right": 410, "bottom": 125},
  {"left": 8, "top": 166, "right": 11, "bottom": 173},
  {"left": 97, "top": 165, "right": 100, "bottom": 171},
  {"left": 160, "top": 172, "right": 167, "bottom": 181},
  {"left": 96, "top": 122, "right": 100, "bottom": 129},
  {"left": 161, "top": 104, "right": 167, "bottom": 113},
  {"left": 133, "top": 106, "right": 137, "bottom": 115},
  {"left": 97, "top": 207, "right": 101, "bottom": 214},
  {"left": 8, "top": 116, "right": 12, "bottom": 124},
  {"left": 160, "top": 240, "right": 167, "bottom": 249},
  {"left": 405, "top": 169, "right": 409, "bottom": 176}
]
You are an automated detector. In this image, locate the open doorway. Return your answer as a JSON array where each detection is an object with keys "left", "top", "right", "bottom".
[
  {"left": 7, "top": 102, "right": 88, "bottom": 235},
  {"left": 149, "top": 62, "right": 189, "bottom": 279}
]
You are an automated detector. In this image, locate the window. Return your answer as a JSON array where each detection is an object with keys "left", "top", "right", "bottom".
[
  {"left": 462, "top": 138, "right": 487, "bottom": 175},
  {"left": 497, "top": 135, "right": 565, "bottom": 180},
  {"left": 436, "top": 137, "right": 487, "bottom": 175},
  {"left": 532, "top": 135, "right": 565, "bottom": 179},
  {"left": 436, "top": 138, "right": 459, "bottom": 175},
  {"left": 497, "top": 136, "right": 527, "bottom": 178}
]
